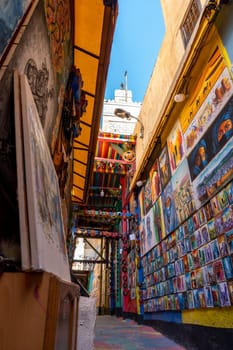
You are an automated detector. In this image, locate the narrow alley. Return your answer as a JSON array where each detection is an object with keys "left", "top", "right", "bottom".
[{"left": 94, "top": 316, "right": 186, "bottom": 350}]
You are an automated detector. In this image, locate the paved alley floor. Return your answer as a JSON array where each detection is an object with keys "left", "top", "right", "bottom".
[{"left": 94, "top": 315, "right": 186, "bottom": 350}]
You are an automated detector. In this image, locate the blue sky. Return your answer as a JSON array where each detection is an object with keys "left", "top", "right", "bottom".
[{"left": 105, "top": 0, "right": 165, "bottom": 103}]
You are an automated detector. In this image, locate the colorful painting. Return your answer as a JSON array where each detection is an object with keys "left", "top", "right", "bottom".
[
  {"left": 144, "top": 178, "right": 152, "bottom": 214},
  {"left": 20, "top": 74, "right": 70, "bottom": 281},
  {"left": 138, "top": 187, "right": 145, "bottom": 219},
  {"left": 139, "top": 218, "right": 146, "bottom": 256},
  {"left": 149, "top": 159, "right": 161, "bottom": 204},
  {"left": 167, "top": 120, "right": 185, "bottom": 174},
  {"left": 180, "top": 45, "right": 228, "bottom": 132},
  {"left": 192, "top": 136, "right": 233, "bottom": 208},
  {"left": 0, "top": 0, "right": 32, "bottom": 57},
  {"left": 45, "top": 0, "right": 72, "bottom": 84},
  {"left": 143, "top": 206, "right": 158, "bottom": 255},
  {"left": 162, "top": 181, "right": 179, "bottom": 236},
  {"left": 184, "top": 67, "right": 233, "bottom": 155},
  {"left": 188, "top": 95, "right": 233, "bottom": 181},
  {"left": 158, "top": 145, "right": 171, "bottom": 190},
  {"left": 171, "top": 159, "right": 196, "bottom": 224},
  {"left": 153, "top": 197, "right": 164, "bottom": 242}
]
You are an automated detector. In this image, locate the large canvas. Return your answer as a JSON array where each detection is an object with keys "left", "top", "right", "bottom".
[
  {"left": 188, "top": 95, "right": 233, "bottom": 181},
  {"left": 0, "top": 0, "right": 32, "bottom": 57},
  {"left": 180, "top": 45, "right": 228, "bottom": 133},
  {"left": 20, "top": 74, "right": 70, "bottom": 281},
  {"left": 184, "top": 67, "right": 233, "bottom": 155},
  {"left": 193, "top": 136, "right": 233, "bottom": 208}
]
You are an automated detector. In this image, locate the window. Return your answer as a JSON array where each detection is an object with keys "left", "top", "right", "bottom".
[{"left": 181, "top": 0, "right": 202, "bottom": 48}]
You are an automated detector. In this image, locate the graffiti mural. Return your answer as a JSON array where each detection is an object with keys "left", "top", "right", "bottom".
[{"left": 24, "top": 58, "right": 54, "bottom": 127}]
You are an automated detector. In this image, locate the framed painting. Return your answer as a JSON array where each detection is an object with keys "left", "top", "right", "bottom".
[{"left": 20, "top": 74, "right": 70, "bottom": 282}]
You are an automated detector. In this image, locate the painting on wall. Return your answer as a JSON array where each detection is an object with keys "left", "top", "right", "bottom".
[
  {"left": 184, "top": 67, "right": 233, "bottom": 155},
  {"left": 188, "top": 95, "right": 233, "bottom": 181},
  {"left": 158, "top": 145, "right": 171, "bottom": 190},
  {"left": 167, "top": 120, "right": 185, "bottom": 174},
  {"left": 144, "top": 178, "right": 152, "bottom": 214},
  {"left": 0, "top": 0, "right": 32, "bottom": 58},
  {"left": 193, "top": 136, "right": 233, "bottom": 208},
  {"left": 171, "top": 159, "right": 196, "bottom": 224},
  {"left": 139, "top": 218, "right": 146, "bottom": 256},
  {"left": 20, "top": 74, "right": 70, "bottom": 281},
  {"left": 138, "top": 187, "right": 145, "bottom": 220},
  {"left": 44, "top": 0, "right": 72, "bottom": 87},
  {"left": 180, "top": 45, "right": 228, "bottom": 133},
  {"left": 161, "top": 181, "right": 179, "bottom": 236},
  {"left": 153, "top": 197, "right": 165, "bottom": 241},
  {"left": 149, "top": 159, "right": 161, "bottom": 204},
  {"left": 143, "top": 206, "right": 158, "bottom": 255}
]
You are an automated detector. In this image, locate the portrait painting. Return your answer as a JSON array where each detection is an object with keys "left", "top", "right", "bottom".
[
  {"left": 158, "top": 145, "right": 171, "bottom": 190},
  {"left": 167, "top": 120, "right": 185, "bottom": 174},
  {"left": 188, "top": 137, "right": 211, "bottom": 181},
  {"left": 138, "top": 186, "right": 145, "bottom": 220},
  {"left": 144, "top": 178, "right": 152, "bottom": 214},
  {"left": 144, "top": 206, "right": 157, "bottom": 255},
  {"left": 210, "top": 95, "right": 233, "bottom": 156},
  {"left": 219, "top": 282, "right": 231, "bottom": 307},
  {"left": 153, "top": 197, "right": 165, "bottom": 242},
  {"left": 162, "top": 181, "right": 179, "bottom": 236},
  {"left": 149, "top": 159, "right": 161, "bottom": 204}
]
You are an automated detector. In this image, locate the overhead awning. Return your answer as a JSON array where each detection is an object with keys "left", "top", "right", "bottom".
[{"left": 72, "top": 0, "right": 118, "bottom": 204}]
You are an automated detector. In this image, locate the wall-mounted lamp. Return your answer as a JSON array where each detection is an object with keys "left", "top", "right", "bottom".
[
  {"left": 174, "top": 93, "right": 187, "bottom": 103},
  {"left": 114, "top": 108, "right": 144, "bottom": 138}
]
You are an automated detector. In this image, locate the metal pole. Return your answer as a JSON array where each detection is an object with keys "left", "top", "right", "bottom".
[{"left": 99, "top": 237, "right": 103, "bottom": 314}]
